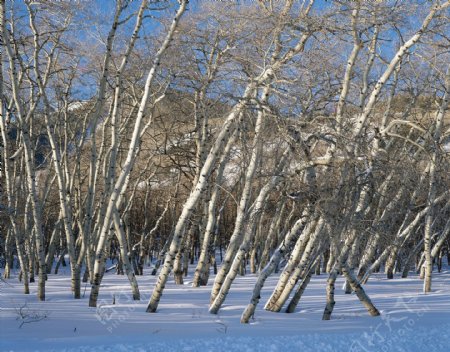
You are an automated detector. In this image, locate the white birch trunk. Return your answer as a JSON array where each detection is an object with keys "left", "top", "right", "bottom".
[
  {"left": 209, "top": 147, "right": 290, "bottom": 314},
  {"left": 210, "top": 97, "right": 266, "bottom": 304},
  {"left": 423, "top": 65, "right": 449, "bottom": 293},
  {"left": 89, "top": 0, "right": 187, "bottom": 307},
  {"left": 353, "top": 1, "right": 450, "bottom": 138},
  {"left": 1, "top": 0, "right": 47, "bottom": 300},
  {"left": 112, "top": 207, "right": 140, "bottom": 300},
  {"left": 146, "top": 83, "right": 259, "bottom": 312},
  {"left": 285, "top": 257, "right": 320, "bottom": 313},
  {"left": 264, "top": 216, "right": 317, "bottom": 311},
  {"left": 241, "top": 207, "right": 312, "bottom": 323},
  {"left": 259, "top": 200, "right": 286, "bottom": 271},
  {"left": 268, "top": 218, "right": 324, "bottom": 312},
  {"left": 192, "top": 130, "right": 237, "bottom": 287}
]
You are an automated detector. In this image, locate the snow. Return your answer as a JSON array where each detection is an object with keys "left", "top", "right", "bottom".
[
  {"left": 1, "top": 265, "right": 450, "bottom": 351},
  {"left": 67, "top": 101, "right": 89, "bottom": 112},
  {"left": 444, "top": 143, "right": 450, "bottom": 153}
]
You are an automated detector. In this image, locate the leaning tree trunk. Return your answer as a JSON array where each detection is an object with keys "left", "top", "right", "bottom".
[
  {"left": 89, "top": 0, "right": 188, "bottom": 308},
  {"left": 112, "top": 208, "right": 140, "bottom": 300},
  {"left": 285, "top": 258, "right": 319, "bottom": 313},
  {"left": 267, "top": 218, "right": 324, "bottom": 312},
  {"left": 147, "top": 82, "right": 262, "bottom": 312},
  {"left": 192, "top": 132, "right": 236, "bottom": 286},
  {"left": 209, "top": 148, "right": 290, "bottom": 314},
  {"left": 241, "top": 207, "right": 312, "bottom": 323},
  {"left": 264, "top": 215, "right": 317, "bottom": 311},
  {"left": 210, "top": 98, "right": 266, "bottom": 304}
]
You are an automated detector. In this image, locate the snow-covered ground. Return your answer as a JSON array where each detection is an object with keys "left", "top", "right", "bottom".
[{"left": 1, "top": 265, "right": 449, "bottom": 351}]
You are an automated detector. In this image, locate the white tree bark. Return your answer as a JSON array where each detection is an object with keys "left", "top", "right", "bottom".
[
  {"left": 193, "top": 130, "right": 237, "bottom": 287},
  {"left": 89, "top": 0, "right": 188, "bottom": 307},
  {"left": 1, "top": 0, "right": 47, "bottom": 300},
  {"left": 423, "top": 65, "right": 449, "bottom": 293},
  {"left": 210, "top": 94, "right": 266, "bottom": 304},
  {"left": 241, "top": 207, "right": 312, "bottom": 323},
  {"left": 209, "top": 145, "right": 291, "bottom": 314}
]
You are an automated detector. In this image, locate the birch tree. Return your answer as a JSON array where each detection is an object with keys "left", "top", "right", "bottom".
[{"left": 89, "top": 0, "right": 188, "bottom": 307}]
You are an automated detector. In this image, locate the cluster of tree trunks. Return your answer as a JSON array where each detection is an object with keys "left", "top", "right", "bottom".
[{"left": 1, "top": 0, "right": 449, "bottom": 323}]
